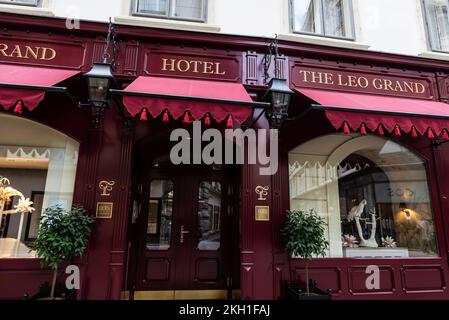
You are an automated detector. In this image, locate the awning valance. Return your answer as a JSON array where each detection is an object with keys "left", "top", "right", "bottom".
[
  {"left": 119, "top": 76, "right": 258, "bottom": 125},
  {"left": 296, "top": 88, "right": 449, "bottom": 138},
  {"left": 0, "top": 64, "right": 79, "bottom": 112}
]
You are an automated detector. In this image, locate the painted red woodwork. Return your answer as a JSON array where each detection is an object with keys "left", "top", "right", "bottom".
[
  {"left": 130, "top": 166, "right": 237, "bottom": 293},
  {"left": 348, "top": 266, "right": 395, "bottom": 295},
  {"left": 144, "top": 50, "right": 241, "bottom": 82},
  {"left": 401, "top": 266, "right": 446, "bottom": 292},
  {"left": 0, "top": 36, "right": 87, "bottom": 69},
  {"left": 122, "top": 76, "right": 254, "bottom": 123},
  {"left": 145, "top": 259, "right": 170, "bottom": 281},
  {"left": 2, "top": 11, "right": 449, "bottom": 301},
  {"left": 272, "top": 107, "right": 449, "bottom": 299},
  {"left": 196, "top": 259, "right": 219, "bottom": 281},
  {"left": 291, "top": 65, "right": 433, "bottom": 99},
  {"left": 0, "top": 64, "right": 79, "bottom": 110},
  {"left": 296, "top": 87, "right": 449, "bottom": 136}
]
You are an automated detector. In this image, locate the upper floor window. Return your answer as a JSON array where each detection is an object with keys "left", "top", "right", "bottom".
[
  {"left": 0, "top": 0, "right": 39, "bottom": 6},
  {"left": 423, "top": 0, "right": 449, "bottom": 52},
  {"left": 291, "top": 0, "right": 355, "bottom": 40},
  {"left": 134, "top": 0, "right": 207, "bottom": 22}
]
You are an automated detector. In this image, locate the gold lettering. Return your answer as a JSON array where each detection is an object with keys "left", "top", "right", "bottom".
[
  {"left": 358, "top": 77, "right": 369, "bottom": 88},
  {"left": 0, "top": 43, "right": 8, "bottom": 57},
  {"left": 403, "top": 82, "right": 414, "bottom": 93},
  {"left": 414, "top": 83, "right": 426, "bottom": 94},
  {"left": 383, "top": 79, "right": 394, "bottom": 91},
  {"left": 10, "top": 45, "right": 23, "bottom": 58},
  {"left": 373, "top": 78, "right": 383, "bottom": 90},
  {"left": 299, "top": 70, "right": 311, "bottom": 82},
  {"left": 311, "top": 72, "right": 324, "bottom": 83},
  {"left": 161, "top": 58, "right": 176, "bottom": 72},
  {"left": 177, "top": 60, "right": 190, "bottom": 72},
  {"left": 24, "top": 46, "right": 40, "bottom": 59},
  {"left": 0, "top": 43, "right": 57, "bottom": 61},
  {"left": 40, "top": 47, "right": 56, "bottom": 61},
  {"left": 324, "top": 73, "right": 334, "bottom": 85},
  {"left": 203, "top": 61, "right": 214, "bottom": 74},
  {"left": 347, "top": 75, "right": 358, "bottom": 87},
  {"left": 214, "top": 62, "right": 226, "bottom": 75},
  {"left": 338, "top": 74, "right": 348, "bottom": 86},
  {"left": 190, "top": 60, "right": 201, "bottom": 73},
  {"left": 394, "top": 81, "right": 405, "bottom": 92}
]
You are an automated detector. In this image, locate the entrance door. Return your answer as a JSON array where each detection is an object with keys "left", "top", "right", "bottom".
[{"left": 130, "top": 166, "right": 239, "bottom": 299}]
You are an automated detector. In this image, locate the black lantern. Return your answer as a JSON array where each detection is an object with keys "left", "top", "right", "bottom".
[
  {"left": 83, "top": 18, "right": 117, "bottom": 114},
  {"left": 84, "top": 63, "right": 114, "bottom": 108},
  {"left": 264, "top": 77, "right": 294, "bottom": 127}
]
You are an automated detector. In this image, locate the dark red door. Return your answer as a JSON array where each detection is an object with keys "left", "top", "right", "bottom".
[{"left": 131, "top": 166, "right": 239, "bottom": 298}]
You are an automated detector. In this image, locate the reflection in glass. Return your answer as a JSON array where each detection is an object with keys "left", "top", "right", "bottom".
[
  {"left": 293, "top": 0, "right": 319, "bottom": 34},
  {"left": 172, "top": 0, "right": 203, "bottom": 20},
  {"left": 292, "top": 0, "right": 353, "bottom": 39},
  {"left": 424, "top": 0, "right": 449, "bottom": 52},
  {"left": 147, "top": 180, "right": 173, "bottom": 250},
  {"left": 137, "top": 0, "right": 168, "bottom": 16},
  {"left": 289, "top": 135, "right": 438, "bottom": 258},
  {"left": 323, "top": 0, "right": 345, "bottom": 38},
  {"left": 197, "top": 181, "right": 221, "bottom": 251}
]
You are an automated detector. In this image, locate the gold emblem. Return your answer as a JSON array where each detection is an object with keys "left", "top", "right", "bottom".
[
  {"left": 99, "top": 180, "right": 116, "bottom": 196},
  {"left": 255, "top": 186, "right": 269, "bottom": 201}
]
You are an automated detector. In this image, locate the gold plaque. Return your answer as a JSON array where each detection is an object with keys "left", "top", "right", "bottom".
[
  {"left": 96, "top": 202, "right": 113, "bottom": 219},
  {"left": 255, "top": 206, "right": 270, "bottom": 221}
]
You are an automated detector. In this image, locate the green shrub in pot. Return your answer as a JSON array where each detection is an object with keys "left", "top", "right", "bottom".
[
  {"left": 32, "top": 206, "right": 94, "bottom": 299},
  {"left": 282, "top": 209, "right": 329, "bottom": 296}
]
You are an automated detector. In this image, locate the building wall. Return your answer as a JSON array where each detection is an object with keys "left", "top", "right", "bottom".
[
  {"left": 0, "top": 0, "right": 445, "bottom": 59},
  {"left": 1, "top": 3, "right": 449, "bottom": 300}
]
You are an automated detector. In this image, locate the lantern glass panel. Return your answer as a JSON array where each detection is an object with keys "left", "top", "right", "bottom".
[{"left": 88, "top": 77, "right": 110, "bottom": 103}]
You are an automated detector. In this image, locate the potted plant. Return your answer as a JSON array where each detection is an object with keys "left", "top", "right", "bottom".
[
  {"left": 32, "top": 206, "right": 94, "bottom": 300},
  {"left": 282, "top": 209, "right": 331, "bottom": 300}
]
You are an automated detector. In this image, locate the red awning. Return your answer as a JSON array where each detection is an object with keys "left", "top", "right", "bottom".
[
  {"left": 121, "top": 76, "right": 255, "bottom": 124},
  {"left": 0, "top": 64, "right": 79, "bottom": 111},
  {"left": 296, "top": 88, "right": 449, "bottom": 138}
]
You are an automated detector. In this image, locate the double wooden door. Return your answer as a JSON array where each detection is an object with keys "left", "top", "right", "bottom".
[{"left": 130, "top": 167, "right": 239, "bottom": 299}]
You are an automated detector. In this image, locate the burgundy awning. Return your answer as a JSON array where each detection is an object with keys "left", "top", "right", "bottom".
[
  {"left": 0, "top": 64, "right": 79, "bottom": 112},
  {"left": 296, "top": 88, "right": 449, "bottom": 138},
  {"left": 121, "top": 76, "right": 256, "bottom": 125}
]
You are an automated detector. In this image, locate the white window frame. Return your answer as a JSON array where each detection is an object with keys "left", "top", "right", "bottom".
[
  {"left": 0, "top": 0, "right": 40, "bottom": 6},
  {"left": 289, "top": 0, "right": 355, "bottom": 41},
  {"left": 422, "top": 0, "right": 449, "bottom": 53},
  {"left": 132, "top": 0, "right": 207, "bottom": 23}
]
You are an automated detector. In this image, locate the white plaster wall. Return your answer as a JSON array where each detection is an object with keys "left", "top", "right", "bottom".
[
  {"left": 51, "top": 0, "right": 124, "bottom": 22},
  {"left": 355, "top": 0, "right": 429, "bottom": 55},
  {"left": 0, "top": 0, "right": 441, "bottom": 57},
  {"left": 213, "top": 0, "right": 287, "bottom": 37}
]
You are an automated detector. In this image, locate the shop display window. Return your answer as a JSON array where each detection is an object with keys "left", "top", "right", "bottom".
[
  {"left": 0, "top": 114, "right": 79, "bottom": 259},
  {"left": 289, "top": 134, "right": 438, "bottom": 258}
]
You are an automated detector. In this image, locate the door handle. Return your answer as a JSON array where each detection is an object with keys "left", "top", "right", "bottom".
[{"left": 180, "top": 225, "right": 190, "bottom": 243}]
